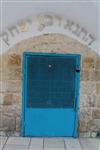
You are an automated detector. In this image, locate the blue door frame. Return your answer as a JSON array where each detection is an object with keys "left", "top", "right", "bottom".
[{"left": 22, "top": 52, "right": 81, "bottom": 137}]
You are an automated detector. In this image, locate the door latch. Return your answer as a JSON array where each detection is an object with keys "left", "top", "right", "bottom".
[{"left": 75, "top": 66, "right": 80, "bottom": 73}]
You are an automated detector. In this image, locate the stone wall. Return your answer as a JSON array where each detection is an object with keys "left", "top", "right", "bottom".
[{"left": 0, "top": 33, "right": 100, "bottom": 137}]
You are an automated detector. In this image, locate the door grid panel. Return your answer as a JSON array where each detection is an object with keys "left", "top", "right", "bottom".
[{"left": 27, "top": 56, "right": 76, "bottom": 108}]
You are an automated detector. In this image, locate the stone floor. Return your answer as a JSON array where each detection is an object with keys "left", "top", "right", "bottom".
[{"left": 0, "top": 137, "right": 100, "bottom": 150}]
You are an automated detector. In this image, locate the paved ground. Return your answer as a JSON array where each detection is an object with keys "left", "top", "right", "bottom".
[{"left": 0, "top": 137, "right": 100, "bottom": 150}]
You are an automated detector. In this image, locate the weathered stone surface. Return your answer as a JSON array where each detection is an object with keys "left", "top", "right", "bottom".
[
  {"left": 91, "top": 71, "right": 100, "bottom": 81},
  {"left": 91, "top": 95, "right": 100, "bottom": 108},
  {"left": 90, "top": 132, "right": 97, "bottom": 138},
  {"left": 6, "top": 67, "right": 21, "bottom": 80},
  {"left": 79, "top": 120, "right": 88, "bottom": 132},
  {"left": 2, "top": 105, "right": 16, "bottom": 117},
  {"left": 95, "top": 59, "right": 100, "bottom": 70},
  {"left": 12, "top": 93, "right": 21, "bottom": 104},
  {"left": 3, "top": 93, "right": 13, "bottom": 105},
  {"left": 79, "top": 94, "right": 88, "bottom": 107},
  {"left": 13, "top": 104, "right": 22, "bottom": 117},
  {"left": 0, "top": 131, "right": 20, "bottom": 136},
  {"left": 88, "top": 95, "right": 97, "bottom": 108},
  {"left": 0, "top": 81, "right": 6, "bottom": 92},
  {"left": 82, "top": 56, "right": 94, "bottom": 69},
  {"left": 92, "top": 109, "right": 100, "bottom": 119},
  {"left": 88, "top": 119, "right": 100, "bottom": 131},
  {"left": 80, "top": 82, "right": 96, "bottom": 95},
  {"left": 1, "top": 115, "right": 15, "bottom": 131},
  {"left": 0, "top": 54, "right": 8, "bottom": 70},
  {"left": 79, "top": 132, "right": 91, "bottom": 138},
  {"left": 96, "top": 96, "right": 100, "bottom": 108},
  {"left": 96, "top": 83, "right": 100, "bottom": 94},
  {"left": 79, "top": 108, "right": 92, "bottom": 132},
  {"left": 1, "top": 80, "right": 21, "bottom": 92},
  {"left": 81, "top": 70, "right": 90, "bottom": 81},
  {"left": 7, "top": 53, "right": 21, "bottom": 66},
  {"left": 79, "top": 94, "right": 96, "bottom": 108},
  {"left": 16, "top": 117, "right": 21, "bottom": 132},
  {"left": 79, "top": 108, "right": 92, "bottom": 122},
  {"left": 0, "top": 93, "right": 4, "bottom": 105},
  {"left": 6, "top": 80, "right": 21, "bottom": 92},
  {"left": 0, "top": 105, "right": 2, "bottom": 113},
  {"left": 0, "top": 70, "right": 6, "bottom": 81}
]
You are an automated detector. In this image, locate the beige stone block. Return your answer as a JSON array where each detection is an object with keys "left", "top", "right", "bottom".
[
  {"left": 6, "top": 67, "right": 22, "bottom": 80},
  {"left": 16, "top": 117, "right": 21, "bottom": 132},
  {"left": 0, "top": 81, "right": 6, "bottom": 92},
  {"left": 79, "top": 108, "right": 92, "bottom": 132},
  {"left": 6, "top": 80, "right": 21, "bottom": 92},
  {"left": 88, "top": 95, "right": 97, "bottom": 108},
  {"left": 82, "top": 56, "right": 95, "bottom": 70},
  {"left": 91, "top": 71, "right": 100, "bottom": 81},
  {"left": 13, "top": 93, "right": 21, "bottom": 104},
  {"left": 0, "top": 71, "right": 6, "bottom": 81},
  {"left": 3, "top": 93, "right": 13, "bottom": 105},
  {"left": 0, "top": 105, "right": 2, "bottom": 113},
  {"left": 7, "top": 53, "right": 21, "bottom": 66},
  {"left": 79, "top": 108, "right": 92, "bottom": 122},
  {"left": 79, "top": 94, "right": 96, "bottom": 108},
  {"left": 95, "top": 71, "right": 100, "bottom": 81},
  {"left": 79, "top": 94, "right": 88, "bottom": 107},
  {"left": 0, "top": 80, "right": 21, "bottom": 92},
  {"left": 2, "top": 105, "right": 16, "bottom": 117},
  {"left": 92, "top": 95, "right": 100, "bottom": 108},
  {"left": 95, "top": 59, "right": 100, "bottom": 70},
  {"left": 81, "top": 70, "right": 90, "bottom": 81},
  {"left": 88, "top": 119, "right": 100, "bottom": 131},
  {"left": 92, "top": 109, "right": 100, "bottom": 119},
  {"left": 96, "top": 96, "right": 100, "bottom": 107},
  {"left": 0, "top": 112, "right": 3, "bottom": 128},
  {"left": 79, "top": 120, "right": 88, "bottom": 132},
  {"left": 0, "top": 55, "right": 7, "bottom": 81},
  {"left": 0, "top": 54, "right": 8, "bottom": 70},
  {"left": 96, "top": 83, "right": 100, "bottom": 94},
  {"left": 0, "top": 93, "right": 4, "bottom": 105},
  {"left": 80, "top": 82, "right": 96, "bottom": 95},
  {"left": 14, "top": 104, "right": 22, "bottom": 117},
  {"left": 1, "top": 115, "right": 15, "bottom": 131}
]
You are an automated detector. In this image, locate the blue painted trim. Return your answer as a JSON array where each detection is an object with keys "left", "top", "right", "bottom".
[
  {"left": 21, "top": 53, "right": 25, "bottom": 136},
  {"left": 23, "top": 52, "right": 80, "bottom": 58},
  {"left": 73, "top": 55, "right": 81, "bottom": 138},
  {"left": 22, "top": 53, "right": 29, "bottom": 136}
]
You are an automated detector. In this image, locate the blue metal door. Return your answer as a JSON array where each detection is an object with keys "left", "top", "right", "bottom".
[{"left": 22, "top": 52, "right": 81, "bottom": 137}]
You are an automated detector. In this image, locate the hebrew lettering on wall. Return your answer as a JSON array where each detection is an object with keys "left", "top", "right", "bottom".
[{"left": 0, "top": 14, "right": 95, "bottom": 48}]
